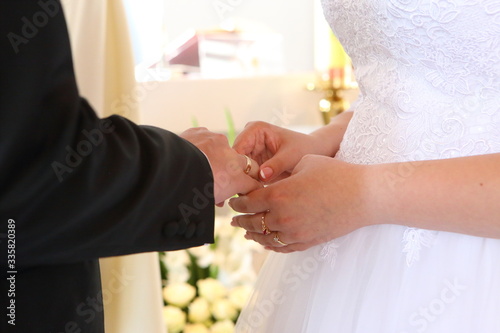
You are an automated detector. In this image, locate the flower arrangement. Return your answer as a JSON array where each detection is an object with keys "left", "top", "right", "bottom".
[
  {"left": 160, "top": 110, "right": 265, "bottom": 333},
  {"left": 161, "top": 215, "right": 264, "bottom": 333}
]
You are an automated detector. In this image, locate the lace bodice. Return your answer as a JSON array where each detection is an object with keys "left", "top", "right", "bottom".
[
  {"left": 322, "top": 0, "right": 500, "bottom": 164},
  {"left": 321, "top": 0, "right": 500, "bottom": 266}
]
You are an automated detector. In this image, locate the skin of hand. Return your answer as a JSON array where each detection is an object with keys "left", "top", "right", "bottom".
[
  {"left": 231, "top": 152, "right": 500, "bottom": 253},
  {"left": 180, "top": 127, "right": 261, "bottom": 205},
  {"left": 232, "top": 111, "right": 352, "bottom": 183},
  {"left": 229, "top": 154, "right": 373, "bottom": 253}
]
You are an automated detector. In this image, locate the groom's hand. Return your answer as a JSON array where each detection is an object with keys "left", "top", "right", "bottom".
[{"left": 180, "top": 127, "right": 261, "bottom": 205}]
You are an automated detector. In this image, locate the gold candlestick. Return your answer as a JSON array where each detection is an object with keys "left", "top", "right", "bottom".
[{"left": 307, "top": 65, "right": 357, "bottom": 125}]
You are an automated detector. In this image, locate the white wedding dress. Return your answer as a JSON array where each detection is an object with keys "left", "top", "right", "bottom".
[{"left": 236, "top": 1, "right": 500, "bottom": 332}]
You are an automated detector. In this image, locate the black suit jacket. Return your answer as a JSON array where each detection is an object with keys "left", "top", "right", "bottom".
[{"left": 0, "top": 1, "right": 215, "bottom": 331}]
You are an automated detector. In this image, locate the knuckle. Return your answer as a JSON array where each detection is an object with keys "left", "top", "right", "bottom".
[{"left": 246, "top": 121, "right": 267, "bottom": 130}]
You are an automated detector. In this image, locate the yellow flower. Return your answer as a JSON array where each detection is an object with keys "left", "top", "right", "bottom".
[
  {"left": 163, "top": 282, "right": 196, "bottom": 308},
  {"left": 210, "top": 319, "right": 235, "bottom": 333},
  {"left": 211, "top": 299, "right": 238, "bottom": 321},
  {"left": 228, "top": 285, "right": 252, "bottom": 310},
  {"left": 197, "top": 278, "right": 227, "bottom": 302},
  {"left": 163, "top": 306, "right": 186, "bottom": 333},
  {"left": 188, "top": 297, "right": 211, "bottom": 323},
  {"left": 185, "top": 323, "right": 210, "bottom": 333}
]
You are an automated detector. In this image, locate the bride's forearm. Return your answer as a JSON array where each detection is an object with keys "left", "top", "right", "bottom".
[
  {"left": 367, "top": 153, "right": 500, "bottom": 238},
  {"left": 310, "top": 111, "right": 353, "bottom": 157}
]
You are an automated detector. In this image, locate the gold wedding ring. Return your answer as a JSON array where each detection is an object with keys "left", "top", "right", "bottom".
[
  {"left": 261, "top": 211, "right": 271, "bottom": 235},
  {"left": 273, "top": 232, "right": 288, "bottom": 246},
  {"left": 243, "top": 155, "right": 252, "bottom": 174}
]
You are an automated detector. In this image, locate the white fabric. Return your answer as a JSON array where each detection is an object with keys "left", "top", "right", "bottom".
[
  {"left": 236, "top": 1, "right": 500, "bottom": 332},
  {"left": 61, "top": 1, "right": 165, "bottom": 333},
  {"left": 62, "top": 0, "right": 139, "bottom": 120}
]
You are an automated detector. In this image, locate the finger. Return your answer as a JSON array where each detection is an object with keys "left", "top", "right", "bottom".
[
  {"left": 233, "top": 131, "right": 255, "bottom": 156},
  {"left": 265, "top": 245, "right": 298, "bottom": 254},
  {"left": 239, "top": 154, "right": 260, "bottom": 180},
  {"left": 213, "top": 171, "right": 262, "bottom": 205},
  {"left": 244, "top": 230, "right": 291, "bottom": 248},
  {"left": 234, "top": 177, "right": 263, "bottom": 200},
  {"left": 258, "top": 148, "right": 297, "bottom": 182},
  {"left": 262, "top": 171, "right": 291, "bottom": 184},
  {"left": 231, "top": 212, "right": 273, "bottom": 234},
  {"left": 233, "top": 121, "right": 267, "bottom": 154},
  {"left": 267, "top": 241, "right": 316, "bottom": 253},
  {"left": 228, "top": 187, "right": 269, "bottom": 213}
]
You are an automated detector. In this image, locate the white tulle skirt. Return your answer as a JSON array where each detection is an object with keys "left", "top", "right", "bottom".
[{"left": 235, "top": 224, "right": 500, "bottom": 332}]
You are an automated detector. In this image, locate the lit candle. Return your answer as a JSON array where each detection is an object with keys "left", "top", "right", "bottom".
[{"left": 329, "top": 31, "right": 347, "bottom": 69}]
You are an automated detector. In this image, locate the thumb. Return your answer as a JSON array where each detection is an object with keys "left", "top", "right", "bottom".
[{"left": 259, "top": 149, "right": 297, "bottom": 182}]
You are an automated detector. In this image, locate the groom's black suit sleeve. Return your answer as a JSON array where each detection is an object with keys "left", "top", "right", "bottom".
[
  {"left": 0, "top": 0, "right": 215, "bottom": 267},
  {"left": 0, "top": 1, "right": 215, "bottom": 331}
]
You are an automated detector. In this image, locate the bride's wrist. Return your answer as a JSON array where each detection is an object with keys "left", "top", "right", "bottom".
[
  {"left": 361, "top": 163, "right": 397, "bottom": 227},
  {"left": 310, "top": 111, "right": 353, "bottom": 157}
]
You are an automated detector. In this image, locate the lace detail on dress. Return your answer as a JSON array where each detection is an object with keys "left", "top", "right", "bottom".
[
  {"left": 321, "top": 0, "right": 499, "bottom": 261},
  {"left": 321, "top": 0, "right": 500, "bottom": 165},
  {"left": 402, "top": 228, "right": 437, "bottom": 267},
  {"left": 319, "top": 240, "right": 340, "bottom": 271}
]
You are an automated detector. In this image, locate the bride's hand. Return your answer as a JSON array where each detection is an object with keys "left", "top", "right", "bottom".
[
  {"left": 233, "top": 112, "right": 354, "bottom": 184},
  {"left": 180, "top": 127, "right": 261, "bottom": 205},
  {"left": 233, "top": 121, "right": 325, "bottom": 183},
  {"left": 229, "top": 155, "right": 374, "bottom": 252}
]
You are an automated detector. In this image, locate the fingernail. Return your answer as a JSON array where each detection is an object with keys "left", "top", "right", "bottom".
[
  {"left": 260, "top": 167, "right": 273, "bottom": 180},
  {"left": 230, "top": 218, "right": 237, "bottom": 227}
]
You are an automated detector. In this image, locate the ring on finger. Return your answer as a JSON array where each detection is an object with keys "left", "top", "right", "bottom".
[
  {"left": 261, "top": 211, "right": 271, "bottom": 235},
  {"left": 243, "top": 155, "right": 252, "bottom": 174},
  {"left": 273, "top": 232, "right": 288, "bottom": 246}
]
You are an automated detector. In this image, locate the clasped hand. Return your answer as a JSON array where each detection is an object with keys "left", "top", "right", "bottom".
[
  {"left": 180, "top": 127, "right": 261, "bottom": 205},
  {"left": 181, "top": 123, "right": 372, "bottom": 253},
  {"left": 227, "top": 121, "right": 372, "bottom": 253}
]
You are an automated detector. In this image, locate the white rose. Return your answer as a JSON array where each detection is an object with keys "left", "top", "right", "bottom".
[
  {"left": 228, "top": 285, "right": 252, "bottom": 310},
  {"left": 197, "top": 278, "right": 227, "bottom": 302},
  {"left": 188, "top": 245, "right": 215, "bottom": 268},
  {"left": 163, "top": 251, "right": 191, "bottom": 283},
  {"left": 211, "top": 299, "right": 238, "bottom": 321},
  {"left": 188, "top": 297, "right": 211, "bottom": 323},
  {"left": 163, "top": 306, "right": 186, "bottom": 333},
  {"left": 210, "top": 319, "right": 235, "bottom": 333},
  {"left": 184, "top": 323, "right": 210, "bottom": 333},
  {"left": 163, "top": 282, "right": 196, "bottom": 308}
]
